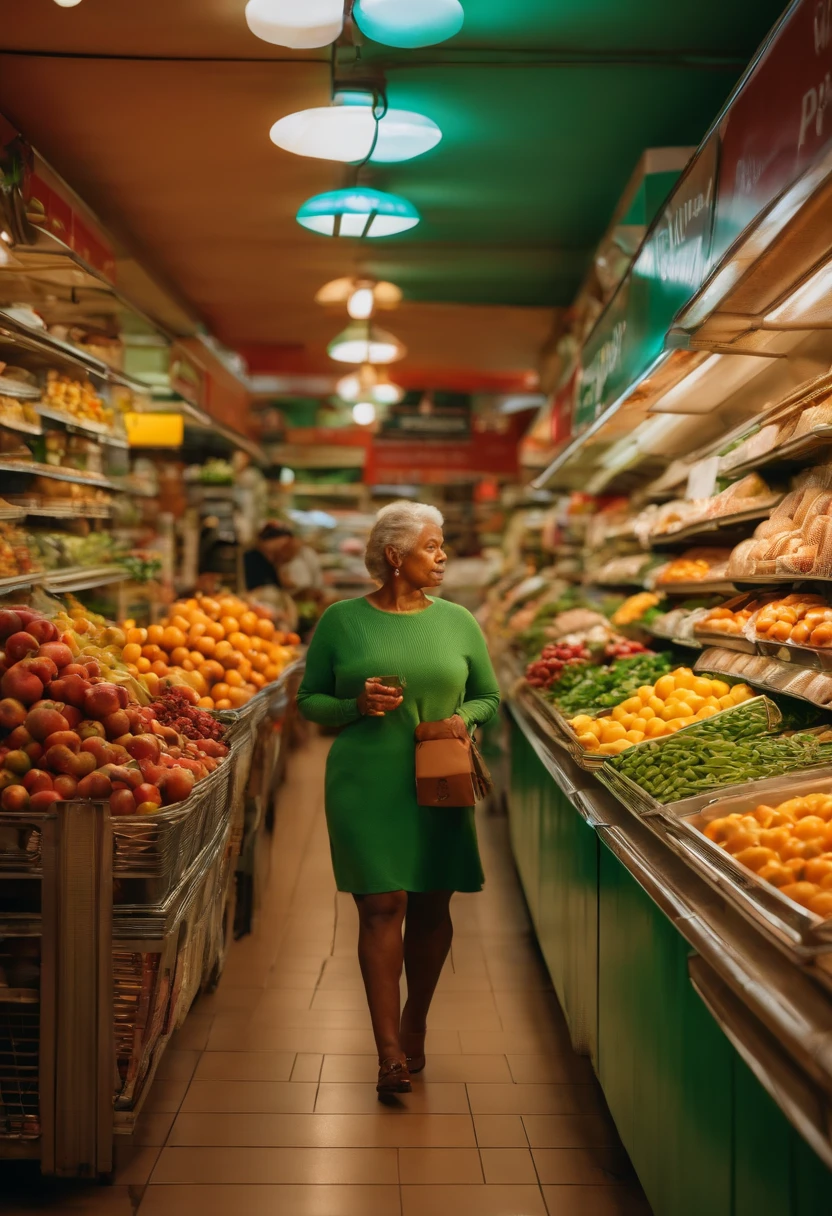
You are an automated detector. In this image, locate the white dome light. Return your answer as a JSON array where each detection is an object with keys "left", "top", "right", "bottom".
[
  {"left": 347, "top": 286, "right": 376, "bottom": 319},
  {"left": 53, "top": 0, "right": 84, "bottom": 6},
  {"left": 337, "top": 364, "right": 405, "bottom": 405},
  {"left": 270, "top": 91, "right": 441, "bottom": 164},
  {"left": 245, "top": 0, "right": 344, "bottom": 48},
  {"left": 353, "top": 401, "right": 377, "bottom": 426},
  {"left": 328, "top": 323, "right": 406, "bottom": 365}
]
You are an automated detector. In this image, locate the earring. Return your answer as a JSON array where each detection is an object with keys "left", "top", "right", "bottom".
[{"left": 394, "top": 568, "right": 400, "bottom": 577}]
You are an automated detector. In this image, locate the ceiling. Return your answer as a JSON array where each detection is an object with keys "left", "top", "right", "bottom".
[{"left": 0, "top": 0, "right": 787, "bottom": 387}]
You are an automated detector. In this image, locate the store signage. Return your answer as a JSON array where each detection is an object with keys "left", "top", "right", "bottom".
[
  {"left": 715, "top": 0, "right": 832, "bottom": 259},
  {"left": 367, "top": 433, "right": 518, "bottom": 484},
  {"left": 124, "top": 412, "right": 184, "bottom": 447},
  {"left": 380, "top": 400, "right": 471, "bottom": 440},
  {"left": 575, "top": 277, "right": 631, "bottom": 432}
]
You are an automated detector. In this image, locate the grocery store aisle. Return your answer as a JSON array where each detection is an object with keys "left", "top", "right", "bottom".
[{"left": 6, "top": 736, "right": 650, "bottom": 1216}]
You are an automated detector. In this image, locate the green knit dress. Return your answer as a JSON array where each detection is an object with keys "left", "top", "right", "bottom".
[{"left": 296, "top": 596, "right": 501, "bottom": 894}]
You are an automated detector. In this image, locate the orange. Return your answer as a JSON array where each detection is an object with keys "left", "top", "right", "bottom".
[
  {"left": 224, "top": 649, "right": 245, "bottom": 671},
  {"left": 151, "top": 660, "right": 169, "bottom": 678},
  {"left": 170, "top": 614, "right": 191, "bottom": 633},
  {"left": 212, "top": 682, "right": 230, "bottom": 702},
  {"left": 126, "top": 663, "right": 139, "bottom": 678},
  {"left": 243, "top": 683, "right": 257, "bottom": 698},
  {"left": 237, "top": 657, "right": 252, "bottom": 681},
  {"left": 126, "top": 626, "right": 147, "bottom": 645},
  {"left": 188, "top": 622, "right": 207, "bottom": 641},
  {"left": 248, "top": 635, "right": 264, "bottom": 653},
  {"left": 162, "top": 626, "right": 187, "bottom": 652},
  {"left": 250, "top": 670, "right": 266, "bottom": 688},
  {"left": 214, "top": 640, "right": 233, "bottom": 661},
  {"left": 170, "top": 646, "right": 190, "bottom": 667},
  {"left": 225, "top": 669, "right": 244, "bottom": 688},
  {"left": 285, "top": 632, "right": 301, "bottom": 645},
  {"left": 228, "top": 687, "right": 249, "bottom": 707},
  {"left": 220, "top": 616, "right": 239, "bottom": 637},
  {"left": 184, "top": 670, "right": 208, "bottom": 696},
  {"left": 200, "top": 597, "right": 221, "bottom": 619},
  {"left": 136, "top": 656, "right": 152, "bottom": 674},
  {"left": 264, "top": 663, "right": 279, "bottom": 682},
  {"left": 205, "top": 620, "right": 225, "bottom": 641},
  {"left": 228, "top": 631, "right": 250, "bottom": 653},
  {"left": 142, "top": 643, "right": 164, "bottom": 663},
  {"left": 144, "top": 672, "right": 160, "bottom": 695},
  {"left": 251, "top": 651, "right": 269, "bottom": 673},
  {"left": 181, "top": 659, "right": 195, "bottom": 671},
  {"left": 199, "top": 660, "right": 224, "bottom": 685},
  {"left": 256, "top": 618, "right": 275, "bottom": 641},
  {"left": 189, "top": 650, "right": 204, "bottom": 666},
  {"left": 196, "top": 636, "right": 216, "bottom": 656},
  {"left": 214, "top": 698, "right": 232, "bottom": 710},
  {"left": 239, "top": 611, "right": 259, "bottom": 635},
  {"left": 146, "top": 624, "right": 165, "bottom": 647},
  {"left": 122, "top": 642, "right": 142, "bottom": 665},
  {"left": 198, "top": 696, "right": 215, "bottom": 709}
]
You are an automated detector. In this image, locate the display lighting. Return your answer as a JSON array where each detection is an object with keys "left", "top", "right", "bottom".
[
  {"left": 315, "top": 276, "right": 403, "bottom": 312},
  {"left": 270, "top": 91, "right": 441, "bottom": 164},
  {"left": 327, "top": 322, "right": 406, "bottom": 365},
  {"left": 352, "top": 401, "right": 377, "bottom": 426},
  {"left": 53, "top": 0, "right": 83, "bottom": 5},
  {"left": 348, "top": 284, "right": 377, "bottom": 320},
  {"left": 297, "top": 187, "right": 420, "bottom": 238},
  {"left": 245, "top": 0, "right": 343, "bottom": 47},
  {"left": 354, "top": 0, "right": 464, "bottom": 47},
  {"left": 336, "top": 364, "right": 405, "bottom": 405},
  {"left": 766, "top": 258, "right": 832, "bottom": 324}
]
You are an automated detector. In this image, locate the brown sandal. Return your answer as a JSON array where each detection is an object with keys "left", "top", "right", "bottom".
[
  {"left": 377, "top": 1057, "right": 412, "bottom": 1095},
  {"left": 402, "top": 1029, "right": 426, "bottom": 1075}
]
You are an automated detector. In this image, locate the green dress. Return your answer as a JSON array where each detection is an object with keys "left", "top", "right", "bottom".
[{"left": 296, "top": 596, "right": 501, "bottom": 894}]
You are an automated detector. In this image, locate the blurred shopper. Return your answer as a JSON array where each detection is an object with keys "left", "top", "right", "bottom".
[
  {"left": 280, "top": 535, "right": 325, "bottom": 636},
  {"left": 244, "top": 522, "right": 298, "bottom": 629},
  {"left": 297, "top": 502, "right": 500, "bottom": 1096}
]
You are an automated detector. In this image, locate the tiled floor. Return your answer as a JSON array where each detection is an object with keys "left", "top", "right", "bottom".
[{"left": 4, "top": 736, "right": 651, "bottom": 1216}]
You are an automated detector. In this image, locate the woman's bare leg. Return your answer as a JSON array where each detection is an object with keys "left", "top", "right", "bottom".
[
  {"left": 354, "top": 891, "right": 408, "bottom": 1064},
  {"left": 400, "top": 890, "right": 454, "bottom": 1066}
]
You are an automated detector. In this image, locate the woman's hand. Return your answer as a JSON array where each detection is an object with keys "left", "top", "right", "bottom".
[{"left": 358, "top": 678, "right": 404, "bottom": 717}]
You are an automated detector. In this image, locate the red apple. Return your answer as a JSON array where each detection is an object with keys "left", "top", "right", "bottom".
[
  {"left": 4, "top": 633, "right": 39, "bottom": 664},
  {"left": 43, "top": 731, "right": 81, "bottom": 753},
  {"left": 77, "top": 771, "right": 112, "bottom": 799},
  {"left": 23, "top": 742, "right": 42, "bottom": 763},
  {"left": 68, "top": 752, "right": 96, "bottom": 779},
  {"left": 4, "top": 750, "right": 31, "bottom": 776},
  {"left": 28, "top": 618, "right": 58, "bottom": 645},
  {"left": 84, "top": 684, "right": 122, "bottom": 719},
  {"left": 0, "top": 610, "right": 23, "bottom": 641},
  {"left": 102, "top": 710, "right": 130, "bottom": 740},
  {"left": 21, "top": 656, "right": 58, "bottom": 685},
  {"left": 52, "top": 774, "right": 78, "bottom": 799},
  {"left": 126, "top": 733, "right": 161, "bottom": 763},
  {"left": 138, "top": 759, "right": 164, "bottom": 784},
  {"left": 81, "top": 738, "right": 113, "bottom": 765},
  {"left": 78, "top": 719, "right": 106, "bottom": 740},
  {"left": 29, "top": 789, "right": 60, "bottom": 811},
  {"left": 0, "top": 665, "right": 44, "bottom": 706},
  {"left": 162, "top": 768, "right": 195, "bottom": 805},
  {"left": 109, "top": 788, "right": 136, "bottom": 816},
  {"left": 61, "top": 705, "right": 82, "bottom": 730},
  {"left": 0, "top": 698, "right": 27, "bottom": 730},
  {"left": 134, "top": 782, "right": 162, "bottom": 807},
  {"left": 37, "top": 642, "right": 73, "bottom": 669},
  {"left": 23, "top": 769, "right": 53, "bottom": 794},
  {"left": 25, "top": 707, "right": 69, "bottom": 742},
  {"left": 1, "top": 784, "right": 29, "bottom": 812},
  {"left": 125, "top": 707, "right": 144, "bottom": 733},
  {"left": 43, "top": 744, "right": 78, "bottom": 775},
  {"left": 0, "top": 770, "right": 17, "bottom": 793},
  {"left": 59, "top": 674, "right": 91, "bottom": 708}
]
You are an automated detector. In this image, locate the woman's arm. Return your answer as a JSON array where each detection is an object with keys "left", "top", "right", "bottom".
[
  {"left": 458, "top": 616, "right": 501, "bottom": 730},
  {"left": 296, "top": 613, "right": 361, "bottom": 727}
]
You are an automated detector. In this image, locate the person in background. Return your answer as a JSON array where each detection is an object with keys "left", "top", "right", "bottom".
[
  {"left": 243, "top": 522, "right": 298, "bottom": 630},
  {"left": 280, "top": 534, "right": 326, "bottom": 636}
]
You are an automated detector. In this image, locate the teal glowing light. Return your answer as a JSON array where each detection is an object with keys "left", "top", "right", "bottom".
[
  {"left": 296, "top": 188, "right": 420, "bottom": 238},
  {"left": 353, "top": 0, "right": 464, "bottom": 48}
]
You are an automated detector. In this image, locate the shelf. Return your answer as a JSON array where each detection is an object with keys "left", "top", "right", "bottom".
[
  {"left": 695, "top": 646, "right": 832, "bottom": 713},
  {"left": 0, "top": 312, "right": 149, "bottom": 394},
  {"left": 43, "top": 565, "right": 126, "bottom": 593},
  {"left": 655, "top": 579, "right": 737, "bottom": 597},
  {"left": 0, "top": 572, "right": 42, "bottom": 596},
  {"left": 722, "top": 427, "right": 832, "bottom": 482},
  {"left": 0, "top": 414, "right": 42, "bottom": 438},
  {"left": 35, "top": 405, "right": 129, "bottom": 448},
  {"left": 0, "top": 460, "right": 118, "bottom": 490},
  {"left": 110, "top": 480, "right": 156, "bottom": 498},
  {"left": 649, "top": 507, "right": 774, "bottom": 550},
  {"left": 0, "top": 506, "right": 26, "bottom": 522},
  {"left": 290, "top": 484, "right": 366, "bottom": 498},
  {"left": 14, "top": 501, "right": 112, "bottom": 520}
]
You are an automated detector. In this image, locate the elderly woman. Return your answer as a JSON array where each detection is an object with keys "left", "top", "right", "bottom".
[{"left": 297, "top": 501, "right": 500, "bottom": 1095}]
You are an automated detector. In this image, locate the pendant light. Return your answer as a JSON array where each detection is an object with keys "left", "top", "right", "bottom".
[
  {"left": 353, "top": 0, "right": 464, "bottom": 47},
  {"left": 315, "top": 277, "right": 402, "bottom": 313},
  {"left": 337, "top": 364, "right": 405, "bottom": 405},
  {"left": 270, "top": 91, "right": 441, "bottom": 164},
  {"left": 245, "top": 0, "right": 343, "bottom": 48},
  {"left": 297, "top": 187, "right": 419, "bottom": 238},
  {"left": 53, "top": 0, "right": 83, "bottom": 6},
  {"left": 328, "top": 322, "right": 406, "bottom": 365},
  {"left": 352, "top": 401, "right": 377, "bottom": 426}
]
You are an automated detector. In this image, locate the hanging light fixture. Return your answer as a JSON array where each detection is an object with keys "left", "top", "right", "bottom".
[
  {"left": 315, "top": 277, "right": 403, "bottom": 312},
  {"left": 328, "top": 322, "right": 406, "bottom": 365},
  {"left": 353, "top": 0, "right": 464, "bottom": 47},
  {"left": 337, "top": 364, "right": 405, "bottom": 405},
  {"left": 53, "top": 0, "right": 84, "bottom": 6},
  {"left": 269, "top": 91, "right": 441, "bottom": 164},
  {"left": 352, "top": 401, "right": 377, "bottom": 426},
  {"left": 347, "top": 283, "right": 376, "bottom": 319},
  {"left": 245, "top": 0, "right": 343, "bottom": 48},
  {"left": 297, "top": 187, "right": 419, "bottom": 238}
]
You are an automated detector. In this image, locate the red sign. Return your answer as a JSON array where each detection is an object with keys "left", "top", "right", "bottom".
[
  {"left": 366, "top": 433, "right": 518, "bottom": 485},
  {"left": 716, "top": 0, "right": 832, "bottom": 256},
  {"left": 551, "top": 371, "right": 577, "bottom": 445},
  {"left": 24, "top": 168, "right": 116, "bottom": 283}
]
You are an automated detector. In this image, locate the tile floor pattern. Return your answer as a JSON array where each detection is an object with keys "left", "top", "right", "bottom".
[{"left": 4, "top": 736, "right": 652, "bottom": 1216}]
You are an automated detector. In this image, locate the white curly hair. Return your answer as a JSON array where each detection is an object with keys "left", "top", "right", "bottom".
[{"left": 364, "top": 500, "right": 444, "bottom": 583}]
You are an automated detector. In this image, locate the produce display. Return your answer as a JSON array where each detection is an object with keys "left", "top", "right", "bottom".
[
  {"left": 703, "top": 794, "right": 832, "bottom": 918},
  {"left": 611, "top": 591, "right": 663, "bottom": 627},
  {"left": 569, "top": 670, "right": 754, "bottom": 755},
  {"left": 551, "top": 650, "right": 672, "bottom": 717},
  {"left": 0, "top": 524, "right": 41, "bottom": 580},
  {"left": 42, "top": 371, "right": 115, "bottom": 430},
  {"left": 0, "top": 605, "right": 227, "bottom": 816},
  {"left": 524, "top": 642, "right": 590, "bottom": 691},
  {"left": 119, "top": 593, "right": 300, "bottom": 709},
  {"left": 694, "top": 594, "right": 773, "bottom": 638},
  {"left": 656, "top": 548, "right": 732, "bottom": 585},
  {"left": 751, "top": 593, "right": 832, "bottom": 647},
  {"left": 727, "top": 470, "right": 832, "bottom": 578}
]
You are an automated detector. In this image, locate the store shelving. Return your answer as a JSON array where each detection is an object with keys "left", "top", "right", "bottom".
[
  {"left": 43, "top": 566, "right": 126, "bottom": 593},
  {"left": 35, "top": 405, "right": 129, "bottom": 448},
  {"left": 16, "top": 502, "right": 112, "bottom": 520},
  {"left": 0, "top": 505, "right": 26, "bottom": 522},
  {"left": 0, "top": 460, "right": 120, "bottom": 491},
  {"left": 0, "top": 311, "right": 149, "bottom": 395},
  {"left": 649, "top": 507, "right": 774, "bottom": 550},
  {"left": 0, "top": 415, "right": 42, "bottom": 438},
  {"left": 0, "top": 572, "right": 42, "bottom": 597}
]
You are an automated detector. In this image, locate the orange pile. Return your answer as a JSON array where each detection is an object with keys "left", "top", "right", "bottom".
[{"left": 120, "top": 595, "right": 300, "bottom": 708}]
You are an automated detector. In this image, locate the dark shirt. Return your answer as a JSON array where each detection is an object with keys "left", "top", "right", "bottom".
[{"left": 244, "top": 549, "right": 281, "bottom": 590}]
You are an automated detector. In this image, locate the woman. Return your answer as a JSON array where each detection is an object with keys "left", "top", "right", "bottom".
[
  {"left": 243, "top": 522, "right": 299, "bottom": 630},
  {"left": 297, "top": 502, "right": 500, "bottom": 1095}
]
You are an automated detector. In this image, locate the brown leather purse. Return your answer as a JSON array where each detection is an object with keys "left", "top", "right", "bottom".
[{"left": 414, "top": 718, "right": 493, "bottom": 807}]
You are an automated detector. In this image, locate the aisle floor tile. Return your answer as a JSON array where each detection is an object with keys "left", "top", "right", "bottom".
[
  {"left": 507, "top": 1053, "right": 595, "bottom": 1084},
  {"left": 169, "top": 1112, "right": 478, "bottom": 1148},
  {"left": 320, "top": 1053, "right": 512, "bottom": 1083},
  {"left": 193, "top": 1050, "right": 296, "bottom": 1081},
  {"left": 523, "top": 1115, "right": 621, "bottom": 1149},
  {"left": 180, "top": 1080, "right": 318, "bottom": 1113},
  {"left": 472, "top": 1115, "right": 530, "bottom": 1148},
  {"left": 532, "top": 1148, "right": 633, "bottom": 1186},
  {"left": 400, "top": 1183, "right": 548, "bottom": 1216},
  {"left": 151, "top": 1146, "right": 399, "bottom": 1185},
  {"left": 139, "top": 1184, "right": 403, "bottom": 1216},
  {"left": 541, "top": 1184, "right": 652, "bottom": 1215},
  {"left": 467, "top": 1083, "right": 606, "bottom": 1116},
  {"left": 479, "top": 1147, "right": 538, "bottom": 1184},
  {"left": 315, "top": 1081, "right": 470, "bottom": 1115},
  {"left": 397, "top": 1148, "right": 484, "bottom": 1184}
]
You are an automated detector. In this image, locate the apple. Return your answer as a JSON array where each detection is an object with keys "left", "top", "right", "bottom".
[
  {"left": 68, "top": 752, "right": 96, "bottom": 779},
  {"left": 0, "top": 770, "right": 18, "bottom": 793},
  {"left": 138, "top": 759, "right": 164, "bottom": 784},
  {"left": 4, "top": 750, "right": 31, "bottom": 776},
  {"left": 56, "top": 674, "right": 91, "bottom": 709},
  {"left": 23, "top": 769, "right": 53, "bottom": 794},
  {"left": 23, "top": 742, "right": 42, "bottom": 763},
  {"left": 0, "top": 610, "right": 23, "bottom": 641},
  {"left": 25, "top": 707, "right": 70, "bottom": 742},
  {"left": 4, "top": 633, "right": 39, "bottom": 664},
  {"left": 109, "top": 788, "right": 136, "bottom": 816},
  {"left": 84, "top": 661, "right": 102, "bottom": 678},
  {"left": 162, "top": 767, "right": 195, "bottom": 806},
  {"left": 102, "top": 710, "right": 130, "bottom": 740},
  {"left": 134, "top": 783, "right": 162, "bottom": 807},
  {"left": 52, "top": 774, "right": 77, "bottom": 799},
  {"left": 78, "top": 719, "right": 107, "bottom": 740},
  {"left": 126, "top": 734, "right": 161, "bottom": 763},
  {"left": 1, "top": 785, "right": 29, "bottom": 812},
  {"left": 81, "top": 738, "right": 113, "bottom": 766},
  {"left": 28, "top": 618, "right": 58, "bottom": 645},
  {"left": 125, "top": 707, "right": 144, "bottom": 733},
  {"left": 43, "top": 731, "right": 81, "bottom": 754},
  {"left": 0, "top": 698, "right": 27, "bottom": 730},
  {"left": 135, "top": 801, "right": 160, "bottom": 815},
  {"left": 21, "top": 656, "right": 58, "bottom": 685},
  {"left": 37, "top": 642, "right": 73, "bottom": 669},
  {"left": 30, "top": 789, "right": 60, "bottom": 811},
  {"left": 1, "top": 665, "right": 44, "bottom": 706},
  {"left": 61, "top": 705, "right": 82, "bottom": 730},
  {"left": 84, "top": 684, "right": 122, "bottom": 719},
  {"left": 43, "top": 744, "right": 78, "bottom": 775},
  {"left": 77, "top": 771, "right": 112, "bottom": 799}
]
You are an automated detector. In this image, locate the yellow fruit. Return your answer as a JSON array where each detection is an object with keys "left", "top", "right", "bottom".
[
  {"left": 731, "top": 684, "right": 752, "bottom": 703},
  {"left": 655, "top": 675, "right": 675, "bottom": 700},
  {"left": 611, "top": 705, "right": 628, "bottom": 723},
  {"left": 600, "top": 721, "right": 627, "bottom": 743},
  {"left": 674, "top": 702, "right": 695, "bottom": 717},
  {"left": 639, "top": 706, "right": 656, "bottom": 721},
  {"left": 645, "top": 718, "right": 667, "bottom": 737},
  {"left": 686, "top": 694, "right": 706, "bottom": 713},
  {"left": 718, "top": 695, "right": 734, "bottom": 709},
  {"left": 664, "top": 718, "right": 687, "bottom": 732},
  {"left": 621, "top": 714, "right": 635, "bottom": 729},
  {"left": 621, "top": 696, "right": 642, "bottom": 714},
  {"left": 659, "top": 703, "right": 679, "bottom": 721},
  {"left": 648, "top": 695, "right": 666, "bottom": 715},
  {"left": 712, "top": 680, "right": 731, "bottom": 698},
  {"left": 631, "top": 718, "right": 648, "bottom": 733},
  {"left": 637, "top": 686, "right": 654, "bottom": 703},
  {"left": 577, "top": 732, "right": 600, "bottom": 751},
  {"left": 674, "top": 670, "right": 696, "bottom": 691},
  {"left": 625, "top": 730, "right": 645, "bottom": 743},
  {"left": 599, "top": 739, "right": 633, "bottom": 755}
]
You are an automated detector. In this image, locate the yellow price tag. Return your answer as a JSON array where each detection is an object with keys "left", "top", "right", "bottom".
[{"left": 124, "top": 412, "right": 184, "bottom": 447}]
